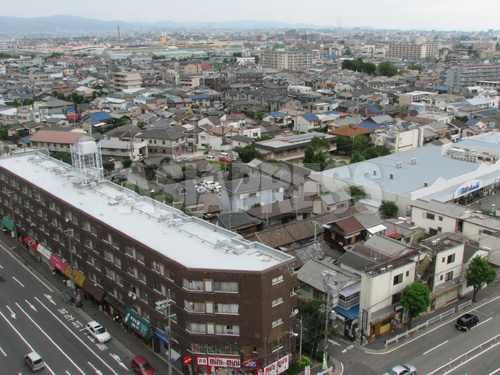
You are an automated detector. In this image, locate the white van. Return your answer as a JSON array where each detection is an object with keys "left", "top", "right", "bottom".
[
  {"left": 219, "top": 152, "right": 229, "bottom": 158},
  {"left": 24, "top": 352, "right": 44, "bottom": 372},
  {"left": 205, "top": 155, "right": 215, "bottom": 161}
]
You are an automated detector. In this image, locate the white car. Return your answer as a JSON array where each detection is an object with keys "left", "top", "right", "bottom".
[
  {"left": 86, "top": 321, "right": 112, "bottom": 343},
  {"left": 382, "top": 364, "right": 416, "bottom": 375}
]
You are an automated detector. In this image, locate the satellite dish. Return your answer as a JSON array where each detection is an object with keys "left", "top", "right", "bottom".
[
  {"left": 128, "top": 292, "right": 133, "bottom": 297},
  {"left": 294, "top": 309, "right": 299, "bottom": 314}
]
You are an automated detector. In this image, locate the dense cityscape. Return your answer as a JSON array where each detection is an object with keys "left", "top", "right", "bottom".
[{"left": 0, "top": 14, "right": 500, "bottom": 375}]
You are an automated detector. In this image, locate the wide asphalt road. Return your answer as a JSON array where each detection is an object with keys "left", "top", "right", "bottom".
[{"left": 0, "top": 242, "right": 133, "bottom": 375}]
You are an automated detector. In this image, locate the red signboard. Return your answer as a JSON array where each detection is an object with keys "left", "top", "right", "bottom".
[
  {"left": 183, "top": 355, "right": 192, "bottom": 365},
  {"left": 50, "top": 254, "right": 68, "bottom": 273}
]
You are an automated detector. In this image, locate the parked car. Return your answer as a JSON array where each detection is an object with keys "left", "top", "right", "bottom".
[
  {"left": 205, "top": 155, "right": 215, "bottom": 161},
  {"left": 178, "top": 156, "right": 191, "bottom": 162},
  {"left": 86, "top": 321, "right": 112, "bottom": 343},
  {"left": 112, "top": 174, "right": 127, "bottom": 182},
  {"left": 231, "top": 156, "right": 239, "bottom": 162},
  {"left": 196, "top": 186, "right": 207, "bottom": 194},
  {"left": 456, "top": 313, "right": 479, "bottom": 331},
  {"left": 24, "top": 352, "right": 45, "bottom": 372},
  {"left": 382, "top": 363, "right": 416, "bottom": 375},
  {"left": 219, "top": 156, "right": 232, "bottom": 163},
  {"left": 131, "top": 355, "right": 157, "bottom": 375}
]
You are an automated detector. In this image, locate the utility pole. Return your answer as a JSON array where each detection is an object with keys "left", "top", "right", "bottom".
[
  {"left": 313, "top": 221, "right": 320, "bottom": 250},
  {"left": 156, "top": 293, "right": 174, "bottom": 375},
  {"left": 63, "top": 229, "right": 77, "bottom": 302},
  {"left": 322, "top": 270, "right": 337, "bottom": 365},
  {"left": 299, "top": 317, "right": 304, "bottom": 360}
]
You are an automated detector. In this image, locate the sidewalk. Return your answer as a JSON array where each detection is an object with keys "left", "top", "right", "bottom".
[
  {"left": 0, "top": 234, "right": 176, "bottom": 375},
  {"left": 364, "top": 279, "right": 500, "bottom": 352}
]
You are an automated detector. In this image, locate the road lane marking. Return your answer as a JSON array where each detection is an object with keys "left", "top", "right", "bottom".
[
  {"left": 488, "top": 369, "right": 500, "bottom": 375},
  {"left": 423, "top": 340, "right": 448, "bottom": 355},
  {"left": 25, "top": 300, "right": 37, "bottom": 312},
  {"left": 16, "top": 303, "right": 86, "bottom": 375},
  {"left": 473, "top": 316, "right": 492, "bottom": 328},
  {"left": 0, "top": 264, "right": 3, "bottom": 268},
  {"left": 0, "top": 311, "right": 56, "bottom": 375},
  {"left": 35, "top": 297, "right": 120, "bottom": 375},
  {"left": 6, "top": 305, "right": 16, "bottom": 319},
  {"left": 12, "top": 276, "right": 24, "bottom": 287},
  {"left": 0, "top": 243, "right": 53, "bottom": 292},
  {"left": 88, "top": 362, "right": 104, "bottom": 374},
  {"left": 365, "top": 294, "right": 500, "bottom": 355},
  {"left": 429, "top": 340, "right": 500, "bottom": 375},
  {"left": 0, "top": 346, "right": 6, "bottom": 356},
  {"left": 110, "top": 353, "right": 128, "bottom": 370},
  {"left": 44, "top": 293, "right": 56, "bottom": 305}
]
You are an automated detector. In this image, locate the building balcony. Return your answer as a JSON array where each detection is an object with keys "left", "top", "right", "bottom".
[{"left": 337, "top": 296, "right": 359, "bottom": 310}]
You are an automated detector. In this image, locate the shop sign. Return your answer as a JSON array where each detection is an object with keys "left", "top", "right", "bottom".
[
  {"left": 454, "top": 179, "right": 482, "bottom": 198},
  {"left": 36, "top": 244, "right": 52, "bottom": 260},
  {"left": 261, "top": 354, "right": 289, "bottom": 375},
  {"left": 124, "top": 308, "right": 153, "bottom": 339},
  {"left": 64, "top": 266, "right": 86, "bottom": 287},
  {"left": 196, "top": 355, "right": 240, "bottom": 368},
  {"left": 184, "top": 355, "right": 192, "bottom": 365},
  {"left": 156, "top": 330, "right": 169, "bottom": 344},
  {"left": 244, "top": 359, "right": 258, "bottom": 368},
  {"left": 50, "top": 254, "right": 68, "bottom": 273}
]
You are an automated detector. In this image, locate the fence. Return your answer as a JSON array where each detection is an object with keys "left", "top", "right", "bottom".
[
  {"left": 385, "top": 307, "right": 456, "bottom": 347},
  {"left": 458, "top": 300, "right": 472, "bottom": 311}
]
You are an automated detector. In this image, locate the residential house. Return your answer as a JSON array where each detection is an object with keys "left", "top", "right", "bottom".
[
  {"left": 98, "top": 139, "right": 148, "bottom": 162},
  {"left": 220, "top": 175, "right": 287, "bottom": 212},
  {"left": 246, "top": 197, "right": 313, "bottom": 228},
  {"left": 139, "top": 128, "right": 187, "bottom": 155},
  {"left": 29, "top": 129, "right": 91, "bottom": 152},
  {"left": 313, "top": 190, "right": 352, "bottom": 215},
  {"left": 210, "top": 212, "right": 262, "bottom": 236}
]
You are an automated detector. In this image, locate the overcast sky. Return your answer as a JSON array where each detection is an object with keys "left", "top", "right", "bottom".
[{"left": 2, "top": 0, "right": 498, "bottom": 31}]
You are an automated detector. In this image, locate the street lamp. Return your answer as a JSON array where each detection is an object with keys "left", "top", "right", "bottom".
[{"left": 276, "top": 331, "right": 298, "bottom": 374}]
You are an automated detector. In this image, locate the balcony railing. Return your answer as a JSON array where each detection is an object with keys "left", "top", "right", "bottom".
[{"left": 337, "top": 296, "right": 359, "bottom": 310}]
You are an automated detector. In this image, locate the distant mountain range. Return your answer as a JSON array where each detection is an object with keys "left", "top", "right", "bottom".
[{"left": 0, "top": 15, "right": 374, "bottom": 34}]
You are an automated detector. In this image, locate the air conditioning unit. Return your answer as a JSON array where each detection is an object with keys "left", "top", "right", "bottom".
[
  {"left": 387, "top": 265, "right": 393, "bottom": 271},
  {"left": 380, "top": 267, "right": 386, "bottom": 273},
  {"left": 410, "top": 158, "right": 417, "bottom": 164}
]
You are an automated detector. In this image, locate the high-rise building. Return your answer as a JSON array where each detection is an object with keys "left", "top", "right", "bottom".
[
  {"left": 387, "top": 41, "right": 439, "bottom": 59},
  {"left": 446, "top": 65, "right": 500, "bottom": 89},
  {"left": 261, "top": 43, "right": 313, "bottom": 70}
]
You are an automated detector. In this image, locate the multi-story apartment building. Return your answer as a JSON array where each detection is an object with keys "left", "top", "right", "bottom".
[
  {"left": 387, "top": 42, "right": 439, "bottom": 59},
  {"left": 446, "top": 65, "right": 500, "bottom": 89},
  {"left": 261, "top": 43, "right": 313, "bottom": 71},
  {"left": 109, "top": 72, "right": 142, "bottom": 93},
  {"left": 0, "top": 149, "right": 298, "bottom": 375}
]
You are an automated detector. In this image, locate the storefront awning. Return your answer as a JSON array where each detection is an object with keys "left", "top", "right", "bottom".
[
  {"left": 24, "top": 237, "right": 37, "bottom": 247},
  {"left": 50, "top": 254, "right": 68, "bottom": 273},
  {"left": 124, "top": 308, "right": 153, "bottom": 340},
  {"left": 82, "top": 279, "right": 105, "bottom": 302},
  {"left": 334, "top": 304, "right": 360, "bottom": 320},
  {"left": 2, "top": 217, "right": 15, "bottom": 231},
  {"left": 64, "top": 266, "right": 86, "bottom": 287}
]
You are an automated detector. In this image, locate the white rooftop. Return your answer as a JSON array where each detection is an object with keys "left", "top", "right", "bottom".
[{"left": 1, "top": 152, "right": 293, "bottom": 271}]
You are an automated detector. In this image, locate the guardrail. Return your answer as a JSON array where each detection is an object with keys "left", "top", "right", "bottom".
[
  {"left": 458, "top": 299, "right": 472, "bottom": 311},
  {"left": 385, "top": 308, "right": 456, "bottom": 347}
]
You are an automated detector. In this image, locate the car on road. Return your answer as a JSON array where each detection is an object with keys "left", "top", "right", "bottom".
[
  {"left": 178, "top": 156, "right": 191, "bottom": 162},
  {"left": 86, "top": 321, "right": 112, "bottom": 343},
  {"left": 455, "top": 313, "right": 479, "bottom": 331},
  {"left": 112, "top": 174, "right": 128, "bottom": 182},
  {"left": 382, "top": 363, "right": 416, "bottom": 375},
  {"left": 131, "top": 355, "right": 157, "bottom": 375},
  {"left": 219, "top": 156, "right": 232, "bottom": 163},
  {"left": 24, "top": 352, "right": 45, "bottom": 372}
]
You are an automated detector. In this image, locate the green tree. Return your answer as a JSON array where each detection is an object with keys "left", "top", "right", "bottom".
[
  {"left": 344, "top": 185, "right": 367, "bottom": 199},
  {"left": 52, "top": 152, "right": 72, "bottom": 165},
  {"left": 349, "top": 151, "right": 365, "bottom": 164},
  {"left": 465, "top": 256, "right": 497, "bottom": 302},
  {"left": 309, "top": 136, "right": 330, "bottom": 152},
  {"left": 234, "top": 144, "right": 262, "bottom": 163},
  {"left": 102, "top": 161, "right": 115, "bottom": 171},
  {"left": 254, "top": 55, "right": 260, "bottom": 64},
  {"left": 401, "top": 282, "right": 431, "bottom": 329},
  {"left": 380, "top": 200, "right": 399, "bottom": 218},
  {"left": 378, "top": 61, "right": 398, "bottom": 77},
  {"left": 122, "top": 159, "right": 132, "bottom": 168},
  {"left": 408, "top": 65, "right": 422, "bottom": 72},
  {"left": 454, "top": 116, "right": 469, "bottom": 123},
  {"left": 363, "top": 62, "right": 377, "bottom": 74},
  {"left": 303, "top": 145, "right": 315, "bottom": 164}
]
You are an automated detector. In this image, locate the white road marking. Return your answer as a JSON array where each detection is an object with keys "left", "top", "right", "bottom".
[
  {"left": 16, "top": 303, "right": 86, "bottom": 375},
  {"left": 12, "top": 276, "right": 24, "bottom": 287},
  {"left": 423, "top": 340, "right": 448, "bottom": 355},
  {"left": 66, "top": 372, "right": 72, "bottom": 375},
  {"left": 44, "top": 293, "right": 56, "bottom": 305},
  {"left": 488, "top": 369, "right": 500, "bottom": 375},
  {"left": 0, "top": 244, "right": 53, "bottom": 292},
  {"left": 365, "top": 294, "right": 500, "bottom": 355},
  {"left": 110, "top": 353, "right": 128, "bottom": 370},
  {"left": 35, "top": 297, "right": 120, "bottom": 375},
  {"left": 87, "top": 362, "right": 104, "bottom": 375},
  {"left": 25, "top": 299, "right": 37, "bottom": 312},
  {"left": 0, "top": 346, "right": 6, "bottom": 356},
  {"left": 328, "top": 339, "right": 341, "bottom": 347},
  {"left": 0, "top": 264, "right": 3, "bottom": 268},
  {"left": 342, "top": 345, "right": 353, "bottom": 353},
  {"left": 0, "top": 311, "right": 56, "bottom": 375},
  {"left": 6, "top": 305, "right": 16, "bottom": 319}
]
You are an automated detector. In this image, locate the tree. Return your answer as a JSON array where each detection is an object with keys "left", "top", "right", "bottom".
[
  {"left": 344, "top": 185, "right": 367, "bottom": 199},
  {"left": 303, "top": 145, "right": 315, "bottom": 165},
  {"left": 363, "top": 62, "right": 377, "bottom": 74},
  {"left": 401, "top": 282, "right": 431, "bottom": 329},
  {"left": 254, "top": 55, "right": 260, "bottom": 64},
  {"left": 309, "top": 136, "right": 330, "bottom": 152},
  {"left": 408, "top": 65, "right": 422, "bottom": 72},
  {"left": 465, "top": 256, "right": 497, "bottom": 302},
  {"left": 102, "top": 161, "right": 115, "bottom": 171},
  {"left": 378, "top": 61, "right": 398, "bottom": 77},
  {"left": 234, "top": 145, "right": 262, "bottom": 163},
  {"left": 349, "top": 151, "right": 365, "bottom": 164},
  {"left": 380, "top": 200, "right": 399, "bottom": 218}
]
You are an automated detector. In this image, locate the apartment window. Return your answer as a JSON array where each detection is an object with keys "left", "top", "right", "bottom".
[
  {"left": 139, "top": 290, "right": 147, "bottom": 302},
  {"left": 83, "top": 221, "right": 91, "bottom": 232},
  {"left": 214, "top": 281, "right": 238, "bottom": 293},
  {"left": 84, "top": 238, "right": 93, "bottom": 250},
  {"left": 91, "top": 226, "right": 98, "bottom": 237},
  {"left": 137, "top": 252, "right": 145, "bottom": 264},
  {"left": 125, "top": 246, "right": 136, "bottom": 258},
  {"left": 215, "top": 304, "right": 239, "bottom": 314},
  {"left": 105, "top": 267, "right": 115, "bottom": 280},
  {"left": 114, "top": 257, "right": 122, "bottom": 268},
  {"left": 392, "top": 293, "right": 402, "bottom": 304},
  {"left": 393, "top": 274, "right": 403, "bottom": 285},
  {"left": 116, "top": 274, "right": 124, "bottom": 286},
  {"left": 183, "top": 279, "right": 204, "bottom": 291},
  {"left": 447, "top": 254, "right": 456, "bottom": 264},
  {"left": 423, "top": 212, "right": 435, "bottom": 220},
  {"left": 112, "top": 237, "right": 119, "bottom": 249},
  {"left": 139, "top": 272, "right": 147, "bottom": 284},
  {"left": 216, "top": 325, "right": 239, "bottom": 335},
  {"left": 152, "top": 260, "right": 164, "bottom": 275},
  {"left": 185, "top": 300, "right": 205, "bottom": 313},
  {"left": 438, "top": 216, "right": 443, "bottom": 221},
  {"left": 272, "top": 318, "right": 283, "bottom": 328},
  {"left": 271, "top": 338, "right": 283, "bottom": 351},
  {"left": 103, "top": 232, "right": 110, "bottom": 243},
  {"left": 153, "top": 281, "right": 161, "bottom": 293},
  {"left": 186, "top": 322, "right": 206, "bottom": 334},
  {"left": 272, "top": 297, "right": 283, "bottom": 307},
  {"left": 446, "top": 271, "right": 454, "bottom": 281},
  {"left": 272, "top": 275, "right": 284, "bottom": 285},
  {"left": 104, "top": 250, "right": 113, "bottom": 263}
]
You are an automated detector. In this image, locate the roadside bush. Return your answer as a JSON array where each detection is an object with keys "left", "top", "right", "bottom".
[{"left": 122, "top": 159, "right": 132, "bottom": 168}]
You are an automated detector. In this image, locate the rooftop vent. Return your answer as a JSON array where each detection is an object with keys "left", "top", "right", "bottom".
[
  {"left": 373, "top": 170, "right": 377, "bottom": 176},
  {"left": 411, "top": 158, "right": 417, "bottom": 164},
  {"left": 389, "top": 173, "right": 394, "bottom": 179},
  {"left": 424, "top": 182, "right": 428, "bottom": 187},
  {"left": 396, "top": 162, "right": 403, "bottom": 169},
  {"left": 108, "top": 200, "right": 119, "bottom": 206}
]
